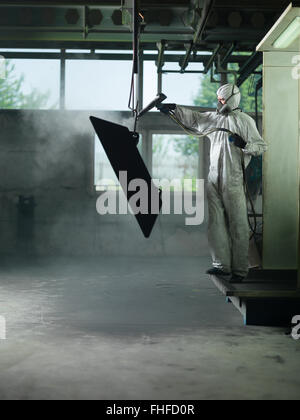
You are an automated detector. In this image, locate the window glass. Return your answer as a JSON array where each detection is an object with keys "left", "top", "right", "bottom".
[
  {"left": 143, "top": 61, "right": 203, "bottom": 107},
  {"left": 95, "top": 50, "right": 132, "bottom": 54},
  {"left": 152, "top": 134, "right": 199, "bottom": 190},
  {"left": 163, "top": 63, "right": 203, "bottom": 106},
  {"left": 66, "top": 60, "right": 132, "bottom": 110},
  {"left": 0, "top": 49, "right": 60, "bottom": 53},
  {"left": 143, "top": 61, "right": 159, "bottom": 107},
  {"left": 66, "top": 50, "right": 91, "bottom": 54}
]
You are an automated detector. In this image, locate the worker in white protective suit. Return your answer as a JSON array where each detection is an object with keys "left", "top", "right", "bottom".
[{"left": 157, "top": 84, "right": 267, "bottom": 283}]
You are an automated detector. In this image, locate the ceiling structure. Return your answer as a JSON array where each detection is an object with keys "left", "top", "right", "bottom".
[{"left": 0, "top": 0, "right": 294, "bottom": 85}]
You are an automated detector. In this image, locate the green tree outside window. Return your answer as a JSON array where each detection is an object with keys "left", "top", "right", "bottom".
[{"left": 0, "top": 60, "right": 52, "bottom": 109}]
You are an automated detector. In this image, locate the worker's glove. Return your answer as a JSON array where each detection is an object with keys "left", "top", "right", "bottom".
[
  {"left": 229, "top": 133, "right": 247, "bottom": 149},
  {"left": 157, "top": 103, "right": 176, "bottom": 114}
]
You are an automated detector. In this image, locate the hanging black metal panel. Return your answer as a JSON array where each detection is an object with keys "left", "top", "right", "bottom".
[{"left": 90, "top": 116, "right": 162, "bottom": 238}]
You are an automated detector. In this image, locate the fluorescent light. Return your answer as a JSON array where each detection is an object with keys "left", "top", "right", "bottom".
[{"left": 273, "top": 17, "right": 300, "bottom": 49}]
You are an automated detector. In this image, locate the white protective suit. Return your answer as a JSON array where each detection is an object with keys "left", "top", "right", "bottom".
[{"left": 174, "top": 84, "right": 267, "bottom": 277}]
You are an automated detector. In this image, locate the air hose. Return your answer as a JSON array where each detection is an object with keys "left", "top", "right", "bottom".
[
  {"left": 168, "top": 110, "right": 258, "bottom": 238},
  {"left": 169, "top": 111, "right": 234, "bottom": 138}
]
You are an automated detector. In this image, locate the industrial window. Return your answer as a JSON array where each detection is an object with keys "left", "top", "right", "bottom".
[
  {"left": 65, "top": 60, "right": 132, "bottom": 110},
  {"left": 0, "top": 59, "right": 60, "bottom": 109},
  {"left": 152, "top": 134, "right": 199, "bottom": 191}
]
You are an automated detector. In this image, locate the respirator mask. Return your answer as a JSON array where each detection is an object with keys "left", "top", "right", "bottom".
[
  {"left": 217, "top": 101, "right": 231, "bottom": 115},
  {"left": 217, "top": 84, "right": 239, "bottom": 115}
]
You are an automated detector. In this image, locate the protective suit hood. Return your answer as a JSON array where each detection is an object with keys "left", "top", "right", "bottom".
[{"left": 217, "top": 83, "right": 241, "bottom": 112}]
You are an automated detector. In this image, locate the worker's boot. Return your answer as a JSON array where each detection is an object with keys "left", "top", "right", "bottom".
[{"left": 206, "top": 268, "right": 231, "bottom": 277}]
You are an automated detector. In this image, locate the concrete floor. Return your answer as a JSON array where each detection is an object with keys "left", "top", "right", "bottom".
[{"left": 0, "top": 256, "right": 299, "bottom": 400}]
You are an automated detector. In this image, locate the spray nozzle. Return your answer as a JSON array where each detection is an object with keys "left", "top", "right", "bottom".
[{"left": 137, "top": 93, "right": 167, "bottom": 118}]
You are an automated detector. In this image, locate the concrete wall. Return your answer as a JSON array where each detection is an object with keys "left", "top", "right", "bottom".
[{"left": 0, "top": 109, "right": 209, "bottom": 257}]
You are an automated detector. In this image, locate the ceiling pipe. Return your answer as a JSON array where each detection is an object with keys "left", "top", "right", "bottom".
[
  {"left": 203, "top": 43, "right": 222, "bottom": 74},
  {"left": 238, "top": 51, "right": 261, "bottom": 74},
  {"left": 180, "top": 0, "right": 214, "bottom": 72},
  {"left": 0, "top": 1, "right": 122, "bottom": 5},
  {"left": 220, "top": 42, "right": 235, "bottom": 67},
  {"left": 156, "top": 39, "right": 166, "bottom": 73}
]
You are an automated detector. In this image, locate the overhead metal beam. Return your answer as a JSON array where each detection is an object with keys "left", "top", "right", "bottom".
[
  {"left": 213, "top": 0, "right": 291, "bottom": 12},
  {"left": 0, "top": 51, "right": 250, "bottom": 66},
  {"left": 0, "top": 39, "right": 256, "bottom": 53},
  {"left": 0, "top": 28, "right": 194, "bottom": 37},
  {"left": 0, "top": 0, "right": 121, "bottom": 5},
  {"left": 236, "top": 51, "right": 262, "bottom": 86},
  {"left": 180, "top": 0, "right": 214, "bottom": 72},
  {"left": 0, "top": 0, "right": 190, "bottom": 7},
  {"left": 204, "top": 28, "right": 267, "bottom": 41},
  {"left": 238, "top": 51, "right": 262, "bottom": 74}
]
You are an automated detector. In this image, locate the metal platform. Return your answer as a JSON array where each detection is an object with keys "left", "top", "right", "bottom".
[{"left": 211, "top": 270, "right": 300, "bottom": 327}]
